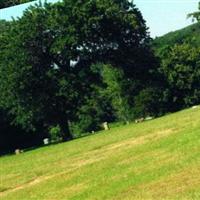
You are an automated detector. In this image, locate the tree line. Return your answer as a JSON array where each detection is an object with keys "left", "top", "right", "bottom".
[{"left": 0, "top": 0, "right": 199, "bottom": 154}]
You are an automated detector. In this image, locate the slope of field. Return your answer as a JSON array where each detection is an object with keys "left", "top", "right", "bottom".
[{"left": 0, "top": 107, "right": 200, "bottom": 200}]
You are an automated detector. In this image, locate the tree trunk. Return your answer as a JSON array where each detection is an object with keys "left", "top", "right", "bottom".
[{"left": 59, "top": 119, "right": 72, "bottom": 141}]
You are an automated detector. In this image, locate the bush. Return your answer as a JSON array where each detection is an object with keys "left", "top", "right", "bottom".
[
  {"left": 49, "top": 125, "right": 62, "bottom": 142},
  {"left": 133, "top": 87, "right": 163, "bottom": 118}
]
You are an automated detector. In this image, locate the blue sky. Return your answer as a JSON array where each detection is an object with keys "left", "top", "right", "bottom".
[
  {"left": 0, "top": 0, "right": 198, "bottom": 37},
  {"left": 134, "top": 0, "right": 198, "bottom": 37}
]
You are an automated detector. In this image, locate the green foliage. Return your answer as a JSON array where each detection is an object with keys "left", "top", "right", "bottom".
[
  {"left": 101, "top": 64, "right": 133, "bottom": 122},
  {"left": 187, "top": 2, "right": 200, "bottom": 22},
  {"left": 71, "top": 97, "right": 105, "bottom": 135},
  {"left": 0, "top": 0, "right": 162, "bottom": 154},
  {"left": 71, "top": 64, "right": 115, "bottom": 135},
  {"left": 133, "top": 87, "right": 163, "bottom": 118},
  {"left": 153, "top": 23, "right": 200, "bottom": 55},
  {"left": 158, "top": 43, "right": 200, "bottom": 111},
  {"left": 49, "top": 125, "right": 61, "bottom": 141},
  {"left": 0, "top": 6, "right": 78, "bottom": 140},
  {"left": 0, "top": 0, "right": 154, "bottom": 142},
  {"left": 153, "top": 2, "right": 200, "bottom": 112}
]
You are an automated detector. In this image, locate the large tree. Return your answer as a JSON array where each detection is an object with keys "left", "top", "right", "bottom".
[
  {"left": 0, "top": 0, "right": 155, "bottom": 139},
  {"left": 0, "top": 11, "right": 77, "bottom": 140}
]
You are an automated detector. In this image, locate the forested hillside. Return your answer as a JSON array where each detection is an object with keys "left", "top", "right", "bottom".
[
  {"left": 152, "top": 18, "right": 200, "bottom": 114},
  {"left": 153, "top": 23, "right": 200, "bottom": 52}
]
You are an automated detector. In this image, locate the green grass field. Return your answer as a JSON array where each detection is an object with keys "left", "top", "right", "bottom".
[{"left": 0, "top": 107, "right": 200, "bottom": 200}]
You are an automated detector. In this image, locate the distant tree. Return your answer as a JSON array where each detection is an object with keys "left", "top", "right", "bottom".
[
  {"left": 188, "top": 2, "right": 200, "bottom": 22},
  {"left": 71, "top": 63, "right": 134, "bottom": 135},
  {"left": 100, "top": 64, "right": 133, "bottom": 123},
  {"left": 159, "top": 44, "right": 200, "bottom": 111},
  {"left": 133, "top": 87, "right": 164, "bottom": 118},
  {"left": 70, "top": 64, "right": 115, "bottom": 135}
]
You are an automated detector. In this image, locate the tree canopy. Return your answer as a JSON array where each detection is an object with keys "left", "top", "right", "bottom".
[
  {"left": 158, "top": 44, "right": 200, "bottom": 111},
  {"left": 0, "top": 0, "right": 155, "bottom": 142}
]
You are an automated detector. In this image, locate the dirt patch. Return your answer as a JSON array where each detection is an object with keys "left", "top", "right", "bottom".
[
  {"left": 67, "top": 128, "right": 176, "bottom": 170},
  {"left": 0, "top": 171, "right": 72, "bottom": 197},
  {"left": 71, "top": 156, "right": 104, "bottom": 168},
  {"left": 106, "top": 128, "right": 174, "bottom": 151}
]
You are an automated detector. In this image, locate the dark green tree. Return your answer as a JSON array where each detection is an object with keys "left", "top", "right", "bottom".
[
  {"left": 159, "top": 44, "right": 200, "bottom": 111},
  {"left": 0, "top": 7, "right": 76, "bottom": 140},
  {"left": 133, "top": 87, "right": 164, "bottom": 118},
  {"left": 0, "top": 0, "right": 155, "bottom": 139}
]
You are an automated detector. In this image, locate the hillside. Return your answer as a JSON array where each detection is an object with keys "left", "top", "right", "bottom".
[
  {"left": 0, "top": 107, "right": 200, "bottom": 200},
  {"left": 153, "top": 23, "right": 200, "bottom": 51}
]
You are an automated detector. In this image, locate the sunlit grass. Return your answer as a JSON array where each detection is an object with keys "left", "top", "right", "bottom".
[{"left": 0, "top": 107, "right": 200, "bottom": 199}]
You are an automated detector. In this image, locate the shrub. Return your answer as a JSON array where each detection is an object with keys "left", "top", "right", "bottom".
[{"left": 49, "top": 125, "right": 61, "bottom": 142}]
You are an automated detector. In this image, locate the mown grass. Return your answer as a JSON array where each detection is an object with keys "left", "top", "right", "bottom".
[{"left": 0, "top": 107, "right": 200, "bottom": 200}]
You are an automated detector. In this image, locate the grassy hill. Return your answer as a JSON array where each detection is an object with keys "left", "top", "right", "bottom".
[
  {"left": 0, "top": 107, "right": 200, "bottom": 200},
  {"left": 153, "top": 23, "right": 200, "bottom": 51}
]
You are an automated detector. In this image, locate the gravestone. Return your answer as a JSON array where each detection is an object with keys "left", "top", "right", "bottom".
[
  {"left": 43, "top": 138, "right": 49, "bottom": 145},
  {"left": 145, "top": 116, "right": 154, "bottom": 121},
  {"left": 15, "top": 149, "right": 20, "bottom": 155},
  {"left": 103, "top": 122, "right": 109, "bottom": 130},
  {"left": 135, "top": 118, "right": 144, "bottom": 123}
]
